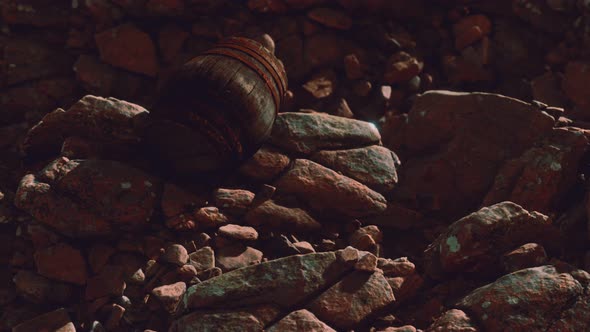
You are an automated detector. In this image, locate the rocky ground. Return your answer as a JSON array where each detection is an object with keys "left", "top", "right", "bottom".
[{"left": 3, "top": 0, "right": 590, "bottom": 331}]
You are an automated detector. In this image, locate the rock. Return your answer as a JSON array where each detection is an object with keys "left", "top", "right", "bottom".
[
  {"left": 0, "top": 78, "right": 76, "bottom": 125},
  {"left": 13, "top": 270, "right": 74, "bottom": 304},
  {"left": 73, "top": 55, "right": 116, "bottom": 96},
  {"left": 34, "top": 243, "right": 87, "bottom": 285},
  {"left": 218, "top": 224, "right": 259, "bottom": 241},
  {"left": 213, "top": 188, "right": 255, "bottom": 215},
  {"left": 0, "top": 1, "right": 70, "bottom": 27},
  {"left": 94, "top": 23, "right": 159, "bottom": 76},
  {"left": 189, "top": 246, "right": 215, "bottom": 273},
  {"left": 304, "top": 32, "right": 353, "bottom": 69},
  {"left": 563, "top": 61, "right": 590, "bottom": 119},
  {"left": 12, "top": 308, "right": 75, "bottom": 332},
  {"left": 104, "top": 304, "right": 125, "bottom": 331},
  {"left": 456, "top": 265, "right": 588, "bottom": 331},
  {"left": 170, "top": 306, "right": 277, "bottom": 332},
  {"left": 194, "top": 207, "right": 229, "bottom": 229},
  {"left": 453, "top": 15, "right": 492, "bottom": 50},
  {"left": 344, "top": 54, "right": 364, "bottom": 80},
  {"left": 387, "top": 91, "right": 556, "bottom": 217},
  {"left": 378, "top": 257, "right": 416, "bottom": 277},
  {"left": 0, "top": 38, "right": 73, "bottom": 88},
  {"left": 307, "top": 7, "right": 352, "bottom": 30},
  {"left": 15, "top": 158, "right": 159, "bottom": 237},
  {"left": 88, "top": 244, "right": 116, "bottom": 273},
  {"left": 531, "top": 71, "right": 567, "bottom": 108},
  {"left": 307, "top": 271, "right": 395, "bottom": 330},
  {"left": 311, "top": 145, "right": 399, "bottom": 193},
  {"left": 275, "top": 159, "right": 387, "bottom": 218},
  {"left": 383, "top": 52, "right": 423, "bottom": 84},
  {"left": 85, "top": 265, "right": 126, "bottom": 300},
  {"left": 364, "top": 203, "right": 423, "bottom": 229},
  {"left": 502, "top": 243, "right": 548, "bottom": 273},
  {"left": 151, "top": 282, "right": 186, "bottom": 313},
  {"left": 23, "top": 95, "right": 148, "bottom": 159},
  {"left": 248, "top": 0, "right": 288, "bottom": 13},
  {"left": 243, "top": 199, "right": 322, "bottom": 233},
  {"left": 426, "top": 309, "right": 479, "bottom": 332},
  {"left": 355, "top": 252, "right": 378, "bottom": 272},
  {"left": 239, "top": 146, "right": 291, "bottom": 181},
  {"left": 216, "top": 243, "right": 263, "bottom": 272},
  {"left": 293, "top": 241, "right": 315, "bottom": 254},
  {"left": 482, "top": 127, "right": 588, "bottom": 213},
  {"left": 267, "top": 309, "right": 336, "bottom": 331},
  {"left": 424, "top": 202, "right": 555, "bottom": 278},
  {"left": 161, "top": 244, "right": 189, "bottom": 266},
  {"left": 349, "top": 225, "right": 382, "bottom": 252},
  {"left": 183, "top": 251, "right": 350, "bottom": 310},
  {"left": 302, "top": 69, "right": 337, "bottom": 99},
  {"left": 158, "top": 24, "right": 189, "bottom": 63}
]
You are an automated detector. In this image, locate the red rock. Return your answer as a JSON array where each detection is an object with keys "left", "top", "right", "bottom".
[
  {"left": 453, "top": 15, "right": 491, "bottom": 50},
  {"left": 95, "top": 23, "right": 159, "bottom": 76},
  {"left": 184, "top": 251, "right": 349, "bottom": 310},
  {"left": 426, "top": 309, "right": 479, "bottom": 332},
  {"left": 304, "top": 32, "right": 352, "bottom": 69},
  {"left": 34, "top": 243, "right": 87, "bottom": 285},
  {"left": 12, "top": 308, "right": 75, "bottom": 332},
  {"left": 387, "top": 91, "right": 555, "bottom": 217},
  {"left": 424, "top": 202, "right": 556, "bottom": 278},
  {"left": 218, "top": 224, "right": 259, "bottom": 241},
  {"left": 161, "top": 244, "right": 189, "bottom": 266},
  {"left": 85, "top": 265, "right": 126, "bottom": 300},
  {"left": 151, "top": 281, "right": 186, "bottom": 313},
  {"left": 457, "top": 265, "right": 588, "bottom": 331},
  {"left": 239, "top": 146, "right": 291, "bottom": 182},
  {"left": 383, "top": 52, "right": 423, "bottom": 84},
  {"left": 483, "top": 127, "right": 588, "bottom": 213},
  {"left": 0, "top": 38, "right": 73, "bottom": 88},
  {"left": 16, "top": 158, "right": 159, "bottom": 237},
  {"left": 88, "top": 244, "right": 116, "bottom": 274},
  {"left": 562, "top": 61, "right": 590, "bottom": 118},
  {"left": 344, "top": 54, "right": 364, "bottom": 79},
  {"left": 170, "top": 310, "right": 268, "bottom": 332},
  {"left": 158, "top": 24, "right": 189, "bottom": 63},
  {"left": 243, "top": 199, "right": 322, "bottom": 233},
  {"left": 248, "top": 0, "right": 289, "bottom": 14},
  {"left": 216, "top": 243, "right": 263, "bottom": 272},
  {"left": 307, "top": 271, "right": 395, "bottom": 330},
  {"left": 293, "top": 241, "right": 315, "bottom": 254},
  {"left": 302, "top": 69, "right": 338, "bottom": 99},
  {"left": 531, "top": 71, "right": 567, "bottom": 108},
  {"left": 23, "top": 95, "right": 148, "bottom": 159},
  {"left": 147, "top": 0, "right": 185, "bottom": 15},
  {"left": 105, "top": 304, "right": 125, "bottom": 330},
  {"left": 213, "top": 188, "right": 255, "bottom": 215},
  {"left": 311, "top": 145, "right": 400, "bottom": 193},
  {"left": 270, "top": 112, "right": 381, "bottom": 155},
  {"left": 193, "top": 207, "right": 229, "bottom": 229},
  {"left": 13, "top": 270, "right": 74, "bottom": 304},
  {"left": 442, "top": 55, "right": 493, "bottom": 83},
  {"left": 73, "top": 55, "right": 116, "bottom": 96},
  {"left": 189, "top": 246, "right": 215, "bottom": 273},
  {"left": 355, "top": 252, "right": 378, "bottom": 272},
  {"left": 267, "top": 309, "right": 336, "bottom": 331},
  {"left": 0, "top": 1, "right": 70, "bottom": 27},
  {"left": 378, "top": 257, "right": 416, "bottom": 277},
  {"left": 308, "top": 8, "right": 352, "bottom": 30},
  {"left": 275, "top": 159, "right": 387, "bottom": 218},
  {"left": 502, "top": 243, "right": 547, "bottom": 273}
]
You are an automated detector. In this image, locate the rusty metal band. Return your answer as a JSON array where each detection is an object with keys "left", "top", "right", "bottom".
[
  {"left": 203, "top": 47, "right": 282, "bottom": 111},
  {"left": 213, "top": 41, "right": 286, "bottom": 101},
  {"left": 215, "top": 39, "right": 287, "bottom": 97}
]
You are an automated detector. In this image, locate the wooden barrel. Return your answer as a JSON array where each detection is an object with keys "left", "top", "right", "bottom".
[{"left": 147, "top": 37, "right": 288, "bottom": 175}]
